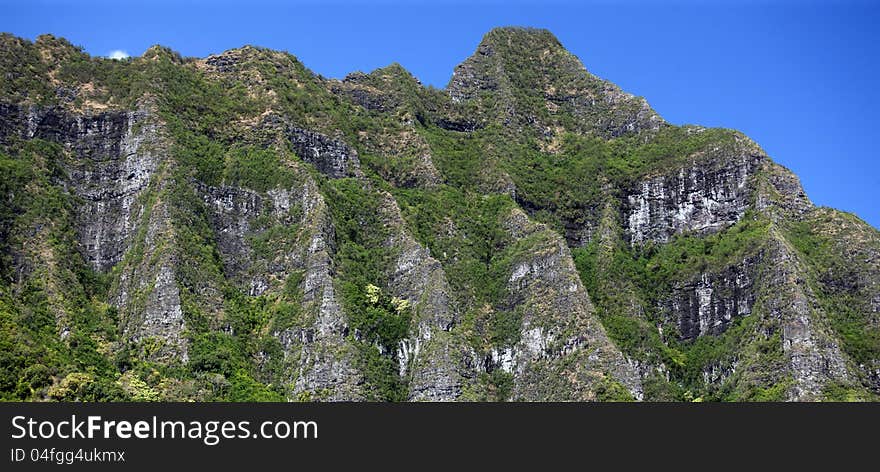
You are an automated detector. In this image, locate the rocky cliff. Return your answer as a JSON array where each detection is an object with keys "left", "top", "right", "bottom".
[{"left": 0, "top": 28, "right": 877, "bottom": 401}]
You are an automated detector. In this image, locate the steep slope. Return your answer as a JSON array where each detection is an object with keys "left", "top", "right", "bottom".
[
  {"left": 0, "top": 28, "right": 877, "bottom": 401},
  {"left": 447, "top": 27, "right": 663, "bottom": 139}
]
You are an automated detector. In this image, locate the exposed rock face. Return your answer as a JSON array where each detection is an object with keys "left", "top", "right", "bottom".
[
  {"left": 0, "top": 102, "right": 189, "bottom": 359},
  {"left": 499, "top": 209, "right": 642, "bottom": 400},
  {"left": 627, "top": 151, "right": 763, "bottom": 244},
  {"left": 330, "top": 73, "right": 395, "bottom": 112},
  {"left": 760, "top": 233, "right": 851, "bottom": 400},
  {"left": 196, "top": 165, "right": 364, "bottom": 399},
  {"left": 280, "top": 177, "right": 363, "bottom": 400},
  {"left": 287, "top": 127, "right": 362, "bottom": 179},
  {"left": 434, "top": 118, "right": 481, "bottom": 133},
  {"left": 109, "top": 171, "right": 190, "bottom": 361},
  {"left": 405, "top": 334, "right": 466, "bottom": 401},
  {"left": 2, "top": 30, "right": 878, "bottom": 402},
  {"left": 448, "top": 41, "right": 500, "bottom": 104},
  {"left": 375, "top": 191, "right": 462, "bottom": 400},
  {"left": 0, "top": 103, "right": 23, "bottom": 143},
  {"left": 782, "top": 208, "right": 880, "bottom": 394},
  {"left": 355, "top": 127, "right": 442, "bottom": 189},
  {"left": 123, "top": 261, "right": 187, "bottom": 360},
  {"left": 633, "top": 157, "right": 876, "bottom": 400},
  {"left": 755, "top": 161, "right": 814, "bottom": 218},
  {"left": 203, "top": 51, "right": 240, "bottom": 73},
  {"left": 0, "top": 104, "right": 161, "bottom": 271},
  {"left": 197, "top": 183, "right": 264, "bottom": 288},
  {"left": 321, "top": 71, "right": 446, "bottom": 189},
  {"left": 663, "top": 256, "right": 760, "bottom": 340}
]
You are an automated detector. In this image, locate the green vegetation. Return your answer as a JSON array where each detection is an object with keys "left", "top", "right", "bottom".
[
  {"left": 418, "top": 121, "right": 746, "bottom": 240},
  {"left": 785, "top": 213, "right": 880, "bottom": 367},
  {"left": 822, "top": 382, "right": 879, "bottom": 402},
  {"left": 321, "top": 178, "right": 412, "bottom": 400},
  {"left": 393, "top": 186, "right": 515, "bottom": 304},
  {"left": 2, "top": 31, "right": 877, "bottom": 402},
  {"left": 223, "top": 146, "right": 299, "bottom": 192},
  {"left": 0, "top": 34, "right": 54, "bottom": 104},
  {"left": 573, "top": 214, "right": 773, "bottom": 400},
  {"left": 596, "top": 377, "right": 637, "bottom": 402},
  {"left": 638, "top": 214, "right": 769, "bottom": 295},
  {"left": 0, "top": 141, "right": 126, "bottom": 401},
  {"left": 351, "top": 284, "right": 412, "bottom": 401}
]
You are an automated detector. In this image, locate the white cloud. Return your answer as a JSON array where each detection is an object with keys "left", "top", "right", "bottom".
[{"left": 108, "top": 50, "right": 130, "bottom": 60}]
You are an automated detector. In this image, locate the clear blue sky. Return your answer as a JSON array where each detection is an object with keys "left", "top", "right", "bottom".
[{"left": 3, "top": 0, "right": 878, "bottom": 228}]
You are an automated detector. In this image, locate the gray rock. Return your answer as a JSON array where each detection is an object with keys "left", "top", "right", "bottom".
[
  {"left": 197, "top": 183, "right": 263, "bottom": 282},
  {"left": 499, "top": 208, "right": 643, "bottom": 400},
  {"left": 627, "top": 151, "right": 763, "bottom": 244},
  {"left": 1, "top": 104, "right": 161, "bottom": 271},
  {"left": 111, "top": 181, "right": 189, "bottom": 361},
  {"left": 278, "top": 178, "right": 363, "bottom": 400},
  {"left": 374, "top": 191, "right": 462, "bottom": 400},
  {"left": 287, "top": 126, "right": 362, "bottom": 179},
  {"left": 662, "top": 256, "right": 760, "bottom": 340},
  {"left": 760, "top": 232, "right": 850, "bottom": 400}
]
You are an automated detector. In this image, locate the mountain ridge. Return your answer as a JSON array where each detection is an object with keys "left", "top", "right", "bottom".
[{"left": 0, "top": 27, "right": 877, "bottom": 402}]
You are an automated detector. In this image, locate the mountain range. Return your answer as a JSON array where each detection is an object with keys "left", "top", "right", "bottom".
[{"left": 1, "top": 27, "right": 878, "bottom": 401}]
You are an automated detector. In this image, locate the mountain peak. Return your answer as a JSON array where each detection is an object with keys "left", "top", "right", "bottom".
[
  {"left": 448, "top": 27, "right": 662, "bottom": 138},
  {"left": 2, "top": 30, "right": 875, "bottom": 404},
  {"left": 370, "top": 62, "right": 418, "bottom": 82},
  {"left": 33, "top": 33, "right": 85, "bottom": 62},
  {"left": 466, "top": 27, "right": 565, "bottom": 64},
  {"left": 479, "top": 26, "right": 562, "bottom": 50}
]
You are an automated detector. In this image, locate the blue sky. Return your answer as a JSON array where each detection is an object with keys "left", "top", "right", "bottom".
[{"left": 3, "top": 0, "right": 878, "bottom": 228}]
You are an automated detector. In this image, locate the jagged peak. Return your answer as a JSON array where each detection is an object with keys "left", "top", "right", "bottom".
[
  {"left": 1, "top": 29, "right": 877, "bottom": 403},
  {"left": 34, "top": 33, "right": 77, "bottom": 48},
  {"left": 340, "top": 63, "right": 420, "bottom": 86},
  {"left": 32, "top": 33, "right": 87, "bottom": 63},
  {"left": 142, "top": 44, "right": 185, "bottom": 63},
  {"left": 201, "top": 44, "right": 307, "bottom": 75},
  {"left": 447, "top": 26, "right": 585, "bottom": 94},
  {"left": 203, "top": 44, "right": 257, "bottom": 63},
  {"left": 478, "top": 26, "right": 563, "bottom": 50},
  {"left": 447, "top": 27, "right": 663, "bottom": 137},
  {"left": 374, "top": 62, "right": 416, "bottom": 79},
  {"left": 368, "top": 63, "right": 424, "bottom": 87},
  {"left": 212, "top": 44, "right": 266, "bottom": 58}
]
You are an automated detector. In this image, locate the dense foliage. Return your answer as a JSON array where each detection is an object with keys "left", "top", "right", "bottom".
[{"left": 1, "top": 29, "right": 877, "bottom": 402}]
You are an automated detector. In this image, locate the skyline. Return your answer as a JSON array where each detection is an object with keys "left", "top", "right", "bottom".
[{"left": 3, "top": 0, "right": 878, "bottom": 228}]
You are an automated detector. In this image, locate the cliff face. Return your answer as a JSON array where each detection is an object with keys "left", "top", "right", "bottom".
[
  {"left": 0, "top": 104, "right": 159, "bottom": 272},
  {"left": 0, "top": 28, "right": 877, "bottom": 402},
  {"left": 625, "top": 145, "right": 763, "bottom": 245},
  {"left": 661, "top": 255, "right": 760, "bottom": 341}
]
